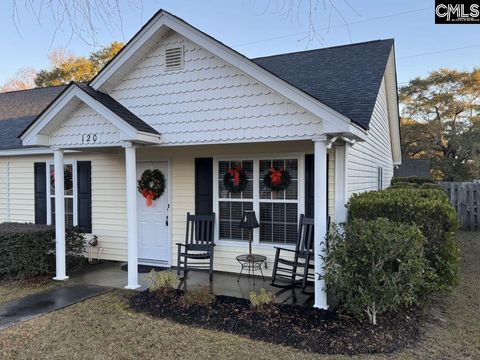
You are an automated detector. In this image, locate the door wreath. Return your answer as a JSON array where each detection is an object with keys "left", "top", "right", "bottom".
[
  {"left": 263, "top": 167, "right": 291, "bottom": 192},
  {"left": 137, "top": 169, "right": 166, "bottom": 207},
  {"left": 223, "top": 166, "right": 248, "bottom": 193}
]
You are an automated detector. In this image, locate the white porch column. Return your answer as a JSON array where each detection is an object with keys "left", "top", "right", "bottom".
[
  {"left": 124, "top": 143, "right": 140, "bottom": 289},
  {"left": 313, "top": 137, "right": 328, "bottom": 309},
  {"left": 53, "top": 149, "right": 68, "bottom": 280},
  {"left": 334, "top": 145, "right": 348, "bottom": 224}
]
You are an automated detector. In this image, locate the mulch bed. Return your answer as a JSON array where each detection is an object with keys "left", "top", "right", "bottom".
[{"left": 129, "top": 289, "right": 420, "bottom": 355}]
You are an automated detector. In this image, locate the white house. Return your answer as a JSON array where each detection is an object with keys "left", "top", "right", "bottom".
[{"left": 0, "top": 10, "right": 401, "bottom": 309}]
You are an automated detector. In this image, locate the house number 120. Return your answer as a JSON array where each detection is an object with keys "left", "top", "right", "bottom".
[{"left": 81, "top": 133, "right": 98, "bottom": 143}]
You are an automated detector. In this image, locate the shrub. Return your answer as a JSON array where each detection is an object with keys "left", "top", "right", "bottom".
[
  {"left": 324, "top": 218, "right": 427, "bottom": 325},
  {"left": 181, "top": 287, "right": 215, "bottom": 306},
  {"left": 391, "top": 177, "right": 436, "bottom": 186},
  {"left": 145, "top": 270, "right": 178, "bottom": 294},
  {"left": 249, "top": 288, "right": 276, "bottom": 312},
  {"left": 0, "top": 223, "right": 86, "bottom": 280},
  {"left": 347, "top": 188, "right": 459, "bottom": 292},
  {"left": 389, "top": 181, "right": 419, "bottom": 189}
]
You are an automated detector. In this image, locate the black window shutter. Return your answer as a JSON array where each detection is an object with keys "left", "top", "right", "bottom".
[
  {"left": 305, "top": 155, "right": 315, "bottom": 218},
  {"left": 195, "top": 158, "right": 213, "bottom": 215},
  {"left": 77, "top": 161, "right": 92, "bottom": 233},
  {"left": 304, "top": 153, "right": 330, "bottom": 218},
  {"left": 34, "top": 162, "right": 47, "bottom": 224}
]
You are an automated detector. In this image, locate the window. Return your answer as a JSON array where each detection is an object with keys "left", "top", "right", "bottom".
[
  {"left": 47, "top": 162, "right": 77, "bottom": 227},
  {"left": 259, "top": 159, "right": 298, "bottom": 244},
  {"left": 218, "top": 160, "right": 253, "bottom": 241},
  {"left": 377, "top": 166, "right": 383, "bottom": 190},
  {"left": 216, "top": 157, "right": 303, "bottom": 245}
]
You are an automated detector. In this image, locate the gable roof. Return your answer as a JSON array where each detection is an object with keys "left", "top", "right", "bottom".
[
  {"left": 73, "top": 82, "right": 159, "bottom": 134},
  {"left": 253, "top": 39, "right": 394, "bottom": 130},
  {"left": 18, "top": 82, "right": 159, "bottom": 142},
  {"left": 89, "top": 9, "right": 393, "bottom": 133},
  {"left": 3, "top": 10, "right": 398, "bottom": 151},
  {"left": 88, "top": 9, "right": 367, "bottom": 139},
  {"left": 0, "top": 86, "right": 65, "bottom": 150}
]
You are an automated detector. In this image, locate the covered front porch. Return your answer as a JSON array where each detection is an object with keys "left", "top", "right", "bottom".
[{"left": 69, "top": 260, "right": 314, "bottom": 306}]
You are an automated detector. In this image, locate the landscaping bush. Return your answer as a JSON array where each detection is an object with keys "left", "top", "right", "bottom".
[
  {"left": 181, "top": 287, "right": 215, "bottom": 306},
  {"left": 324, "top": 218, "right": 427, "bottom": 325},
  {"left": 249, "top": 288, "right": 276, "bottom": 312},
  {"left": 391, "top": 177, "right": 436, "bottom": 186},
  {"left": 347, "top": 188, "right": 459, "bottom": 292},
  {"left": 145, "top": 270, "right": 178, "bottom": 294},
  {"left": 0, "top": 223, "right": 86, "bottom": 280}
]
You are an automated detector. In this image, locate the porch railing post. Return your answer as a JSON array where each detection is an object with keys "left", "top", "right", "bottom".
[
  {"left": 313, "top": 137, "right": 328, "bottom": 309},
  {"left": 124, "top": 143, "right": 140, "bottom": 289},
  {"left": 53, "top": 148, "right": 68, "bottom": 281}
]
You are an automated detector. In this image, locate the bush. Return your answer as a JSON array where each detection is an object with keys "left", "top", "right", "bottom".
[
  {"left": 324, "top": 218, "right": 427, "bottom": 325},
  {"left": 181, "top": 287, "right": 215, "bottom": 306},
  {"left": 145, "top": 270, "right": 178, "bottom": 294},
  {"left": 347, "top": 188, "right": 459, "bottom": 292},
  {"left": 391, "top": 177, "right": 436, "bottom": 186},
  {"left": 249, "top": 288, "right": 276, "bottom": 312},
  {"left": 0, "top": 223, "right": 86, "bottom": 280}
]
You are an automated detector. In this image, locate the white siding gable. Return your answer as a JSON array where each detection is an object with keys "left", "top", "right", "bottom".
[
  {"left": 346, "top": 77, "right": 393, "bottom": 198},
  {"left": 109, "top": 32, "right": 323, "bottom": 145},
  {"left": 50, "top": 103, "right": 123, "bottom": 147}
]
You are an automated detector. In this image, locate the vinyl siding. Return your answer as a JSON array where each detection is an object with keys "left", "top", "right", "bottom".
[
  {"left": 0, "top": 150, "right": 127, "bottom": 261},
  {"left": 0, "top": 141, "right": 335, "bottom": 274},
  {"left": 0, "top": 159, "right": 8, "bottom": 222},
  {"left": 346, "top": 77, "right": 393, "bottom": 198},
  {"left": 137, "top": 141, "right": 335, "bottom": 275}
]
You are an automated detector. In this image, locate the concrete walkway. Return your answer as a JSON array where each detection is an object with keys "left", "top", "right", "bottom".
[{"left": 0, "top": 284, "right": 110, "bottom": 330}]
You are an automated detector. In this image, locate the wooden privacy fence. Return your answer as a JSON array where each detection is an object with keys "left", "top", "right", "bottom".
[{"left": 439, "top": 182, "right": 480, "bottom": 231}]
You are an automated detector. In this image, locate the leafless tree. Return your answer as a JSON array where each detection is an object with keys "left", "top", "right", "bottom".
[
  {"left": 9, "top": 0, "right": 144, "bottom": 46},
  {"left": 0, "top": 67, "right": 37, "bottom": 92},
  {"left": 244, "top": 0, "right": 360, "bottom": 44}
]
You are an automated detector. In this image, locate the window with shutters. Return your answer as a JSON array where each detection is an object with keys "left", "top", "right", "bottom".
[
  {"left": 47, "top": 162, "right": 78, "bottom": 227},
  {"left": 215, "top": 156, "right": 304, "bottom": 246}
]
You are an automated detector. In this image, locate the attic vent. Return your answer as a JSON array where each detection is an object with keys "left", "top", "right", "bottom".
[{"left": 165, "top": 46, "right": 184, "bottom": 71}]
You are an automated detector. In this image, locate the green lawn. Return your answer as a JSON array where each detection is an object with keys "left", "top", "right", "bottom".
[{"left": 0, "top": 232, "right": 478, "bottom": 360}]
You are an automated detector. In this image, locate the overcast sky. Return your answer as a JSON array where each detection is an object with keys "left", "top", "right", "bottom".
[{"left": 0, "top": 0, "right": 479, "bottom": 86}]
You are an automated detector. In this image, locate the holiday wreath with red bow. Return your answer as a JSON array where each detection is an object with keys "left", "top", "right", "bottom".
[
  {"left": 223, "top": 166, "right": 248, "bottom": 193},
  {"left": 137, "top": 169, "right": 166, "bottom": 207},
  {"left": 263, "top": 167, "right": 291, "bottom": 192}
]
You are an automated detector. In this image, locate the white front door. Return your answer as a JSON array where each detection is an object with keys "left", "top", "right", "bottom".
[{"left": 137, "top": 161, "right": 170, "bottom": 265}]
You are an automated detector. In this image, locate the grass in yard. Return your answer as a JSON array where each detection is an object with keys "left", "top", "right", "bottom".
[
  {"left": 0, "top": 231, "right": 478, "bottom": 359},
  {"left": 0, "top": 278, "right": 60, "bottom": 304}
]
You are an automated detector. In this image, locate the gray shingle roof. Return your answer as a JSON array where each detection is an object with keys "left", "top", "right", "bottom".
[
  {"left": 73, "top": 82, "right": 159, "bottom": 135},
  {"left": 253, "top": 39, "right": 394, "bottom": 130},
  {"left": 0, "top": 86, "right": 65, "bottom": 150}
]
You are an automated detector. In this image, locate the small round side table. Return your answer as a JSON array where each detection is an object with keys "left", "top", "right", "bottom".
[{"left": 236, "top": 254, "right": 267, "bottom": 286}]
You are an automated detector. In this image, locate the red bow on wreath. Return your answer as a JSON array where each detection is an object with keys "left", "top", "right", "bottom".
[
  {"left": 228, "top": 166, "right": 243, "bottom": 187},
  {"left": 141, "top": 189, "right": 155, "bottom": 207},
  {"left": 269, "top": 167, "right": 284, "bottom": 186}
]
